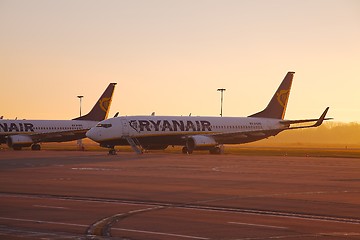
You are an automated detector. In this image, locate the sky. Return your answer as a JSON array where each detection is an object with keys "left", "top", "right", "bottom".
[{"left": 1, "top": 0, "right": 359, "bottom": 122}]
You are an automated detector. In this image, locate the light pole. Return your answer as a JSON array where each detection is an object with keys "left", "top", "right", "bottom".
[
  {"left": 77, "top": 95, "right": 84, "bottom": 150},
  {"left": 77, "top": 96, "right": 83, "bottom": 117},
  {"left": 217, "top": 88, "right": 226, "bottom": 117}
]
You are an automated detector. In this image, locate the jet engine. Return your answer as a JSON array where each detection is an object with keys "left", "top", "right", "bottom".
[
  {"left": 7, "top": 135, "right": 33, "bottom": 150},
  {"left": 185, "top": 135, "right": 217, "bottom": 153}
]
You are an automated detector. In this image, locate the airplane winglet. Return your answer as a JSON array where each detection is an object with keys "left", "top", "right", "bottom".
[{"left": 313, "top": 107, "right": 330, "bottom": 127}]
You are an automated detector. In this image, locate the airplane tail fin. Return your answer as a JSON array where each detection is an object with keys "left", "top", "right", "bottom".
[
  {"left": 248, "top": 72, "right": 294, "bottom": 120},
  {"left": 73, "top": 83, "right": 117, "bottom": 121}
]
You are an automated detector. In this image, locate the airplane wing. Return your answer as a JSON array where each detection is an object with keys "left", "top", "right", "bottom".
[
  {"left": 210, "top": 107, "right": 330, "bottom": 142},
  {"left": 210, "top": 128, "right": 281, "bottom": 143},
  {"left": 280, "top": 107, "right": 331, "bottom": 130},
  {"left": 29, "top": 129, "right": 88, "bottom": 143}
]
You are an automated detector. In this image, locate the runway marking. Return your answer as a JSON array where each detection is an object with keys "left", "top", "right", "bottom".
[
  {"left": 0, "top": 226, "right": 84, "bottom": 239},
  {"left": 2, "top": 192, "right": 360, "bottom": 225},
  {"left": 183, "top": 206, "right": 360, "bottom": 225},
  {"left": 228, "top": 221, "right": 288, "bottom": 229},
  {"left": 233, "top": 233, "right": 327, "bottom": 239},
  {"left": 33, "top": 205, "right": 69, "bottom": 209},
  {"left": 194, "top": 190, "right": 357, "bottom": 205},
  {"left": 113, "top": 227, "right": 210, "bottom": 239},
  {"left": 321, "top": 232, "right": 360, "bottom": 236},
  {"left": 0, "top": 193, "right": 155, "bottom": 207},
  {"left": 0, "top": 216, "right": 87, "bottom": 228},
  {"left": 86, "top": 206, "right": 165, "bottom": 237},
  {"left": 71, "top": 167, "right": 120, "bottom": 171},
  {"left": 0, "top": 216, "right": 209, "bottom": 239}
]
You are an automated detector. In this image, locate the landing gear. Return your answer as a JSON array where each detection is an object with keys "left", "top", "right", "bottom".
[
  {"left": 209, "top": 146, "right": 223, "bottom": 154},
  {"left": 77, "top": 139, "right": 84, "bottom": 151},
  {"left": 182, "top": 147, "right": 187, "bottom": 154},
  {"left": 182, "top": 146, "right": 193, "bottom": 154},
  {"left": 108, "top": 148, "right": 117, "bottom": 155},
  {"left": 31, "top": 144, "right": 41, "bottom": 151}
]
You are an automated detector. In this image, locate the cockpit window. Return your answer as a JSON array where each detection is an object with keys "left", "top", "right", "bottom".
[{"left": 96, "top": 123, "right": 112, "bottom": 128}]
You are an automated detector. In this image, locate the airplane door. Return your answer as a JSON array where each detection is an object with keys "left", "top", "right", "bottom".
[{"left": 121, "top": 117, "right": 130, "bottom": 136}]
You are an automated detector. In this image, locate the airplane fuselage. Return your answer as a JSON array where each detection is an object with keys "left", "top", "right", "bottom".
[
  {"left": 87, "top": 116, "right": 285, "bottom": 148},
  {"left": 0, "top": 119, "right": 97, "bottom": 144}
]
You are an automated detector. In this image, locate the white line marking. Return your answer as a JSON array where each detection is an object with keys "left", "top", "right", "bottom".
[
  {"left": 0, "top": 227, "right": 83, "bottom": 239},
  {"left": 33, "top": 205, "right": 69, "bottom": 209},
  {"left": 127, "top": 206, "right": 163, "bottom": 214},
  {"left": 228, "top": 221, "right": 288, "bottom": 229},
  {"left": 180, "top": 207, "right": 360, "bottom": 225},
  {"left": 0, "top": 193, "right": 153, "bottom": 207},
  {"left": 0, "top": 217, "right": 87, "bottom": 228},
  {"left": 320, "top": 232, "right": 360, "bottom": 236},
  {"left": 0, "top": 217, "right": 209, "bottom": 239},
  {"left": 113, "top": 227, "right": 209, "bottom": 239},
  {"left": 71, "top": 167, "right": 120, "bottom": 171},
  {"left": 2, "top": 193, "right": 359, "bottom": 225}
]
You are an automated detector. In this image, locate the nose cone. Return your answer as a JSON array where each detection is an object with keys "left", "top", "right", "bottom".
[{"left": 86, "top": 127, "right": 100, "bottom": 142}]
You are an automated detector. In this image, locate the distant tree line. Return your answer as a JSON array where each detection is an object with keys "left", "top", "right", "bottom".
[{"left": 252, "top": 122, "right": 360, "bottom": 148}]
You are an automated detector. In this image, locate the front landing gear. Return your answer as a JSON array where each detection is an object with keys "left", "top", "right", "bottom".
[
  {"left": 31, "top": 144, "right": 41, "bottom": 151},
  {"left": 101, "top": 144, "right": 117, "bottom": 155},
  {"left": 108, "top": 148, "right": 117, "bottom": 155}
]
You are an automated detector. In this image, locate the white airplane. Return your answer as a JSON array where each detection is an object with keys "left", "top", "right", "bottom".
[
  {"left": 86, "top": 72, "right": 330, "bottom": 155},
  {"left": 0, "top": 83, "right": 116, "bottom": 150}
]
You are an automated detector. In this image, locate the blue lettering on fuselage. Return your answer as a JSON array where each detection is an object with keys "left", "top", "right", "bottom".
[{"left": 129, "top": 120, "right": 212, "bottom": 132}]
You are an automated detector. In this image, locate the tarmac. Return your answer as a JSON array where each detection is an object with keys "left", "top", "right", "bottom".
[{"left": 0, "top": 150, "right": 359, "bottom": 239}]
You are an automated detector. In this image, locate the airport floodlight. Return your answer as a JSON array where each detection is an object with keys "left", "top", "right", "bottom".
[
  {"left": 217, "top": 88, "right": 226, "bottom": 117},
  {"left": 77, "top": 95, "right": 84, "bottom": 117}
]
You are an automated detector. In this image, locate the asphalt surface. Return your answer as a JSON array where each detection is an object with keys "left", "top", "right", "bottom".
[{"left": 0, "top": 150, "right": 359, "bottom": 239}]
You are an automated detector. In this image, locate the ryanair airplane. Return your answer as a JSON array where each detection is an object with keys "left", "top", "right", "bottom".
[
  {"left": 86, "top": 72, "right": 330, "bottom": 155},
  {"left": 0, "top": 83, "right": 116, "bottom": 150}
]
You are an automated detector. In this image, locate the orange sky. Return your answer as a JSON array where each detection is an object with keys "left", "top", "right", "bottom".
[{"left": 1, "top": 1, "right": 359, "bottom": 122}]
